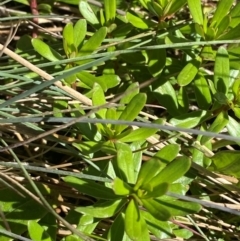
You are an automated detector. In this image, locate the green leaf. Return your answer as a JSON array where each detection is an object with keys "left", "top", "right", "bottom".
[
  {"left": 229, "top": 2, "right": 240, "bottom": 28},
  {"left": 211, "top": 150, "right": 240, "bottom": 177},
  {"left": 63, "top": 22, "right": 74, "bottom": 56},
  {"left": 141, "top": 198, "right": 171, "bottom": 221},
  {"left": 152, "top": 144, "right": 180, "bottom": 165},
  {"left": 92, "top": 83, "right": 106, "bottom": 119},
  {"left": 141, "top": 210, "right": 172, "bottom": 239},
  {"left": 73, "top": 19, "right": 87, "bottom": 50},
  {"left": 216, "top": 16, "right": 230, "bottom": 38},
  {"left": 227, "top": 116, "right": 240, "bottom": 143},
  {"left": 0, "top": 186, "right": 48, "bottom": 241},
  {"left": 187, "top": 0, "right": 203, "bottom": 25},
  {"left": 177, "top": 58, "right": 201, "bottom": 86},
  {"left": 218, "top": 23, "right": 240, "bottom": 40},
  {"left": 177, "top": 86, "right": 189, "bottom": 113},
  {"left": 173, "top": 229, "right": 193, "bottom": 239},
  {"left": 126, "top": 12, "right": 150, "bottom": 29},
  {"left": 118, "top": 119, "right": 164, "bottom": 142},
  {"left": 232, "top": 78, "right": 240, "bottom": 101},
  {"left": 148, "top": 156, "right": 191, "bottom": 187},
  {"left": 194, "top": 75, "right": 212, "bottom": 109},
  {"left": 134, "top": 159, "right": 162, "bottom": 191},
  {"left": 96, "top": 74, "right": 120, "bottom": 90},
  {"left": 104, "top": 0, "right": 116, "bottom": 24},
  {"left": 119, "top": 82, "right": 139, "bottom": 110},
  {"left": 125, "top": 199, "right": 143, "bottom": 241},
  {"left": 146, "top": 48, "right": 166, "bottom": 77},
  {"left": 214, "top": 47, "right": 230, "bottom": 94},
  {"left": 140, "top": 182, "right": 169, "bottom": 199},
  {"left": 28, "top": 221, "right": 52, "bottom": 241},
  {"left": 163, "top": 0, "right": 187, "bottom": 17},
  {"left": 77, "top": 71, "right": 107, "bottom": 91},
  {"left": 232, "top": 107, "right": 240, "bottom": 120},
  {"left": 115, "top": 93, "right": 147, "bottom": 134},
  {"left": 79, "top": 1, "right": 99, "bottom": 25},
  {"left": 76, "top": 199, "right": 126, "bottom": 218},
  {"left": 201, "top": 111, "right": 229, "bottom": 144},
  {"left": 169, "top": 110, "right": 211, "bottom": 128},
  {"left": 107, "top": 213, "right": 130, "bottom": 241},
  {"left": 115, "top": 142, "right": 135, "bottom": 184},
  {"left": 79, "top": 27, "right": 107, "bottom": 56},
  {"left": 112, "top": 177, "right": 133, "bottom": 196},
  {"left": 210, "top": 0, "right": 234, "bottom": 27},
  {"left": 63, "top": 176, "right": 117, "bottom": 199},
  {"left": 156, "top": 198, "right": 201, "bottom": 216},
  {"left": 154, "top": 81, "right": 180, "bottom": 116},
  {"left": 32, "top": 39, "right": 62, "bottom": 61}
]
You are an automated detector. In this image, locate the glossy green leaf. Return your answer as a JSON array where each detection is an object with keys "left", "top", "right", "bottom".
[
  {"left": 126, "top": 12, "right": 149, "bottom": 29},
  {"left": 107, "top": 213, "right": 131, "bottom": 241},
  {"left": 211, "top": 150, "right": 240, "bottom": 177},
  {"left": 104, "top": 0, "right": 116, "bottom": 24},
  {"left": 233, "top": 108, "right": 240, "bottom": 121},
  {"left": 0, "top": 187, "right": 48, "bottom": 241},
  {"left": 153, "top": 144, "right": 180, "bottom": 165},
  {"left": 79, "top": 1, "right": 99, "bottom": 25},
  {"left": 173, "top": 229, "right": 193, "bottom": 239},
  {"left": 146, "top": 48, "right": 166, "bottom": 77},
  {"left": 92, "top": 83, "right": 106, "bottom": 119},
  {"left": 125, "top": 199, "right": 142, "bottom": 240},
  {"left": 96, "top": 74, "right": 120, "bottom": 90},
  {"left": 28, "top": 221, "right": 52, "bottom": 241},
  {"left": 149, "top": 156, "right": 191, "bottom": 187},
  {"left": 130, "top": 141, "right": 145, "bottom": 184},
  {"left": 79, "top": 27, "right": 107, "bottom": 56},
  {"left": 118, "top": 119, "right": 163, "bottom": 142},
  {"left": 156, "top": 198, "right": 201, "bottom": 216},
  {"left": 115, "top": 93, "right": 147, "bottom": 134},
  {"left": 229, "top": 2, "right": 240, "bottom": 28},
  {"left": 177, "top": 86, "right": 189, "bottom": 113},
  {"left": 210, "top": 0, "right": 234, "bottom": 27},
  {"left": 163, "top": 0, "right": 187, "bottom": 17},
  {"left": 218, "top": 23, "right": 240, "bottom": 40},
  {"left": 141, "top": 210, "right": 171, "bottom": 239},
  {"left": 154, "top": 81, "right": 180, "bottom": 116},
  {"left": 232, "top": 78, "right": 240, "bottom": 101},
  {"left": 112, "top": 177, "right": 133, "bottom": 196},
  {"left": 140, "top": 182, "right": 169, "bottom": 199},
  {"left": 63, "top": 176, "right": 117, "bottom": 199},
  {"left": 124, "top": 199, "right": 149, "bottom": 241},
  {"left": 151, "top": 1, "right": 163, "bottom": 16},
  {"left": 32, "top": 39, "right": 62, "bottom": 61},
  {"left": 39, "top": 213, "right": 56, "bottom": 241},
  {"left": 187, "top": 0, "right": 203, "bottom": 25},
  {"left": 141, "top": 198, "right": 171, "bottom": 221},
  {"left": 73, "top": 141, "right": 104, "bottom": 154},
  {"left": 216, "top": 16, "right": 230, "bottom": 38},
  {"left": 119, "top": 82, "right": 139, "bottom": 111},
  {"left": 77, "top": 71, "right": 107, "bottom": 91},
  {"left": 214, "top": 47, "right": 230, "bottom": 94},
  {"left": 115, "top": 142, "right": 135, "bottom": 183},
  {"left": 226, "top": 116, "right": 240, "bottom": 145},
  {"left": 194, "top": 75, "right": 212, "bottom": 109},
  {"left": 134, "top": 159, "right": 162, "bottom": 191},
  {"left": 201, "top": 111, "right": 229, "bottom": 144},
  {"left": 170, "top": 110, "right": 211, "bottom": 128},
  {"left": 76, "top": 199, "right": 126, "bottom": 218},
  {"left": 73, "top": 19, "right": 87, "bottom": 49},
  {"left": 63, "top": 22, "right": 74, "bottom": 56},
  {"left": 177, "top": 58, "right": 201, "bottom": 86}
]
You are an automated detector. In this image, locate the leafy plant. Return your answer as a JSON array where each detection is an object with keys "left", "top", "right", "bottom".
[{"left": 1, "top": 0, "right": 240, "bottom": 240}]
